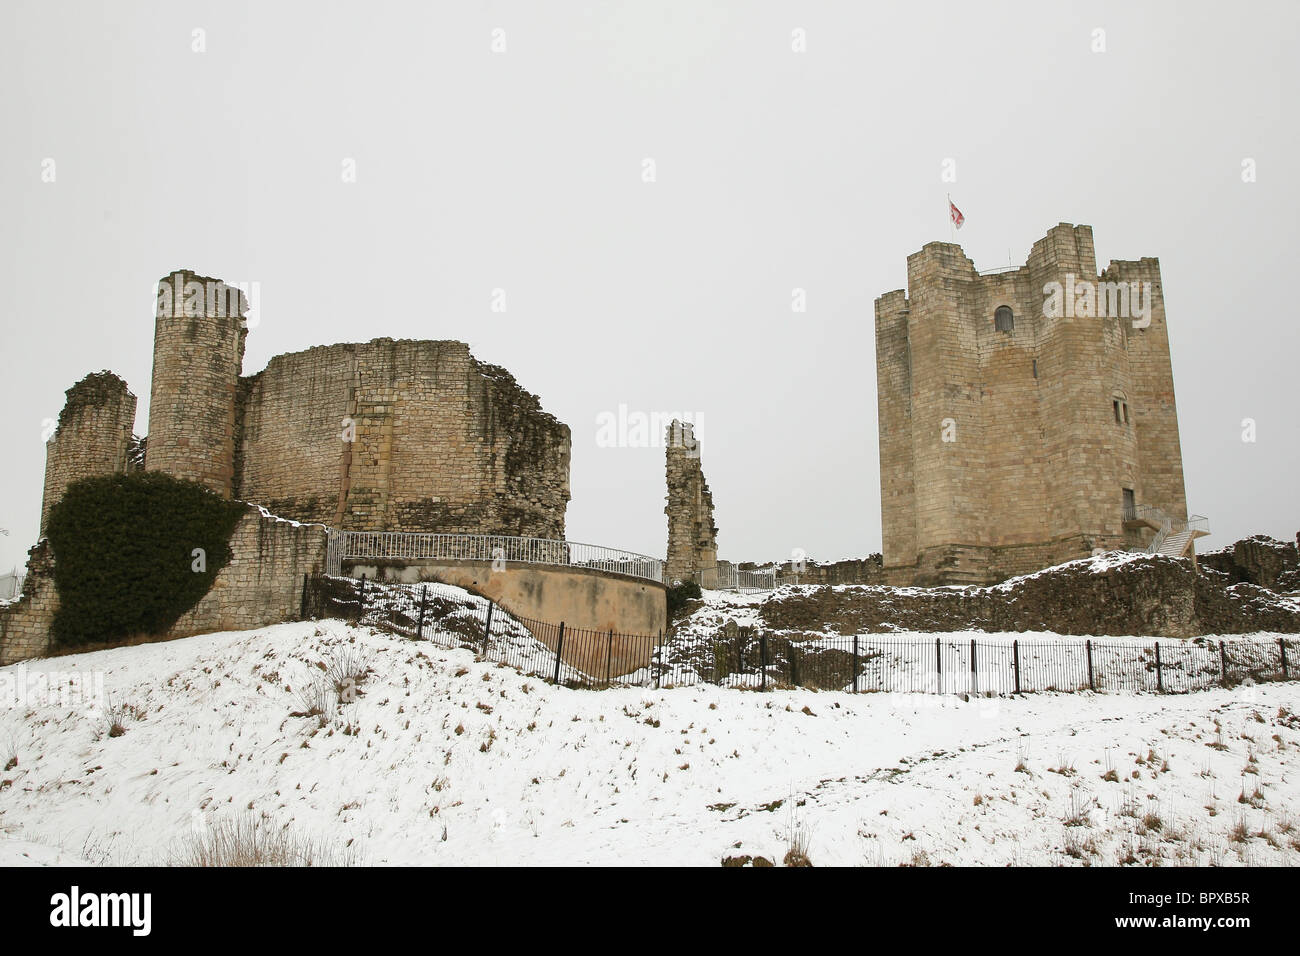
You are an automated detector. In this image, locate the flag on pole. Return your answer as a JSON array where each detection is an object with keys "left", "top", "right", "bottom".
[{"left": 949, "top": 198, "right": 965, "bottom": 230}]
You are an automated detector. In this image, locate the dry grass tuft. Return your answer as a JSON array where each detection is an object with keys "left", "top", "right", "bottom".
[{"left": 173, "top": 815, "right": 359, "bottom": 867}]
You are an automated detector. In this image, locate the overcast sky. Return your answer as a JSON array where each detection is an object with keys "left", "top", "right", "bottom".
[{"left": 2, "top": 0, "right": 1297, "bottom": 574}]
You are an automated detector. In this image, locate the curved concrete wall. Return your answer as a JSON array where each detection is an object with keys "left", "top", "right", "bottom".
[{"left": 344, "top": 558, "right": 667, "bottom": 677}]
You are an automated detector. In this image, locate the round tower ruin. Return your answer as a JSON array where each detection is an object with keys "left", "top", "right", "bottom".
[
  {"left": 145, "top": 270, "right": 247, "bottom": 496},
  {"left": 40, "top": 371, "right": 138, "bottom": 536}
]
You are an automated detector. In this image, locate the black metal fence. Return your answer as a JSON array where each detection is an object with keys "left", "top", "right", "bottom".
[
  {"left": 654, "top": 631, "right": 1295, "bottom": 695},
  {"left": 307, "top": 574, "right": 1297, "bottom": 697}
]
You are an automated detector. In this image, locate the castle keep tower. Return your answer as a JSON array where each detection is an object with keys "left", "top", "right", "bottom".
[
  {"left": 145, "top": 270, "right": 248, "bottom": 496},
  {"left": 875, "top": 223, "right": 1194, "bottom": 586}
]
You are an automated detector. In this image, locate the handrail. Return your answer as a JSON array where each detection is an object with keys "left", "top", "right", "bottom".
[
  {"left": 326, "top": 530, "right": 665, "bottom": 585},
  {"left": 700, "top": 565, "right": 778, "bottom": 592}
]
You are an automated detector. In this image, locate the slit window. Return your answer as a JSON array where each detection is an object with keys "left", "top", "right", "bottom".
[{"left": 1113, "top": 399, "right": 1129, "bottom": 424}]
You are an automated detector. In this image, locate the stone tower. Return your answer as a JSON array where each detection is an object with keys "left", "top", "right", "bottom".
[
  {"left": 145, "top": 270, "right": 248, "bottom": 496},
  {"left": 40, "top": 371, "right": 137, "bottom": 535},
  {"left": 875, "top": 223, "right": 1191, "bottom": 586},
  {"left": 664, "top": 420, "right": 718, "bottom": 585}
]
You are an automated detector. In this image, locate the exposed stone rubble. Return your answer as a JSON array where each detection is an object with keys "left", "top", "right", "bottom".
[
  {"left": 755, "top": 552, "right": 1300, "bottom": 639},
  {"left": 1199, "top": 535, "right": 1300, "bottom": 593},
  {"left": 737, "top": 555, "right": 886, "bottom": 586}
]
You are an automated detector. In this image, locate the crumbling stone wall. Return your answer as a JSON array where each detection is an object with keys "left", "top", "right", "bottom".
[
  {"left": 0, "top": 509, "right": 328, "bottom": 665},
  {"left": 0, "top": 542, "right": 58, "bottom": 665},
  {"left": 664, "top": 420, "right": 717, "bottom": 584},
  {"left": 6, "top": 271, "right": 574, "bottom": 663},
  {"left": 235, "top": 338, "right": 571, "bottom": 536},
  {"left": 144, "top": 269, "right": 570, "bottom": 536},
  {"left": 168, "top": 508, "right": 329, "bottom": 638},
  {"left": 738, "top": 555, "right": 886, "bottom": 586},
  {"left": 1200, "top": 536, "right": 1300, "bottom": 592},
  {"left": 758, "top": 554, "right": 1300, "bottom": 639},
  {"left": 40, "top": 372, "right": 137, "bottom": 536}
]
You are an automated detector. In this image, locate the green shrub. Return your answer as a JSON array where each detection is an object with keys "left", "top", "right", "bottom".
[
  {"left": 46, "top": 472, "right": 248, "bottom": 647},
  {"left": 666, "top": 580, "right": 702, "bottom": 619}
]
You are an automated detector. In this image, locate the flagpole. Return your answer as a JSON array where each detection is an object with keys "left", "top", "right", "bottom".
[{"left": 948, "top": 193, "right": 954, "bottom": 243}]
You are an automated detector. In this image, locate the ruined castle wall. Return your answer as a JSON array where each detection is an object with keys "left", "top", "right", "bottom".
[
  {"left": 40, "top": 373, "right": 137, "bottom": 536},
  {"left": 0, "top": 542, "right": 57, "bottom": 666},
  {"left": 664, "top": 421, "right": 717, "bottom": 585},
  {"left": 236, "top": 343, "right": 360, "bottom": 524},
  {"left": 236, "top": 339, "right": 570, "bottom": 537},
  {"left": 145, "top": 271, "right": 247, "bottom": 496},
  {"left": 0, "top": 510, "right": 329, "bottom": 665},
  {"left": 168, "top": 508, "right": 329, "bottom": 638}
]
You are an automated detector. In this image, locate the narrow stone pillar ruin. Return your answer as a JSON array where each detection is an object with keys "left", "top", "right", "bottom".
[{"left": 664, "top": 420, "right": 718, "bottom": 586}]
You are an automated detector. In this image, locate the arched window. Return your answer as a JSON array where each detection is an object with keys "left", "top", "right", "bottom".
[{"left": 994, "top": 305, "right": 1014, "bottom": 332}]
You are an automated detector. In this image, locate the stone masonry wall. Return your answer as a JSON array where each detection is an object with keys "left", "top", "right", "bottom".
[
  {"left": 665, "top": 420, "right": 718, "bottom": 584},
  {"left": 758, "top": 554, "right": 1300, "bottom": 639},
  {"left": 738, "top": 555, "right": 886, "bottom": 586},
  {"left": 145, "top": 270, "right": 248, "bottom": 496},
  {"left": 40, "top": 372, "right": 137, "bottom": 536},
  {"left": 0, "top": 508, "right": 329, "bottom": 665},
  {"left": 235, "top": 338, "right": 571, "bottom": 536},
  {"left": 875, "top": 224, "right": 1191, "bottom": 586},
  {"left": 168, "top": 508, "right": 329, "bottom": 638},
  {"left": 0, "top": 542, "right": 58, "bottom": 665},
  {"left": 1200, "top": 536, "right": 1300, "bottom": 592}
]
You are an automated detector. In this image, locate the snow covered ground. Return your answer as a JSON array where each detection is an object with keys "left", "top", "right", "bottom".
[{"left": 2, "top": 618, "right": 1299, "bottom": 866}]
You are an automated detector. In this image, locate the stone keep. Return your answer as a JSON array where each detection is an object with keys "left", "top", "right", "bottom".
[
  {"left": 875, "top": 224, "right": 1189, "bottom": 586},
  {"left": 664, "top": 420, "right": 718, "bottom": 585}
]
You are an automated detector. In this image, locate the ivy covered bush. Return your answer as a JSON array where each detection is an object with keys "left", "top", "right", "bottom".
[{"left": 46, "top": 472, "right": 248, "bottom": 647}]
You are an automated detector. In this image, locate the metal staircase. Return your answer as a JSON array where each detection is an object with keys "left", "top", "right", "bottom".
[{"left": 1126, "top": 505, "right": 1210, "bottom": 559}]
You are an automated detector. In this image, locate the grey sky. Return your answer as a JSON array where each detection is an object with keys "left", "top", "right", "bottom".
[{"left": 2, "top": 0, "right": 1297, "bottom": 575}]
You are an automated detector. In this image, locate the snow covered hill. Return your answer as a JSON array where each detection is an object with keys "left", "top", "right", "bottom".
[{"left": 3, "top": 617, "right": 1299, "bottom": 866}]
